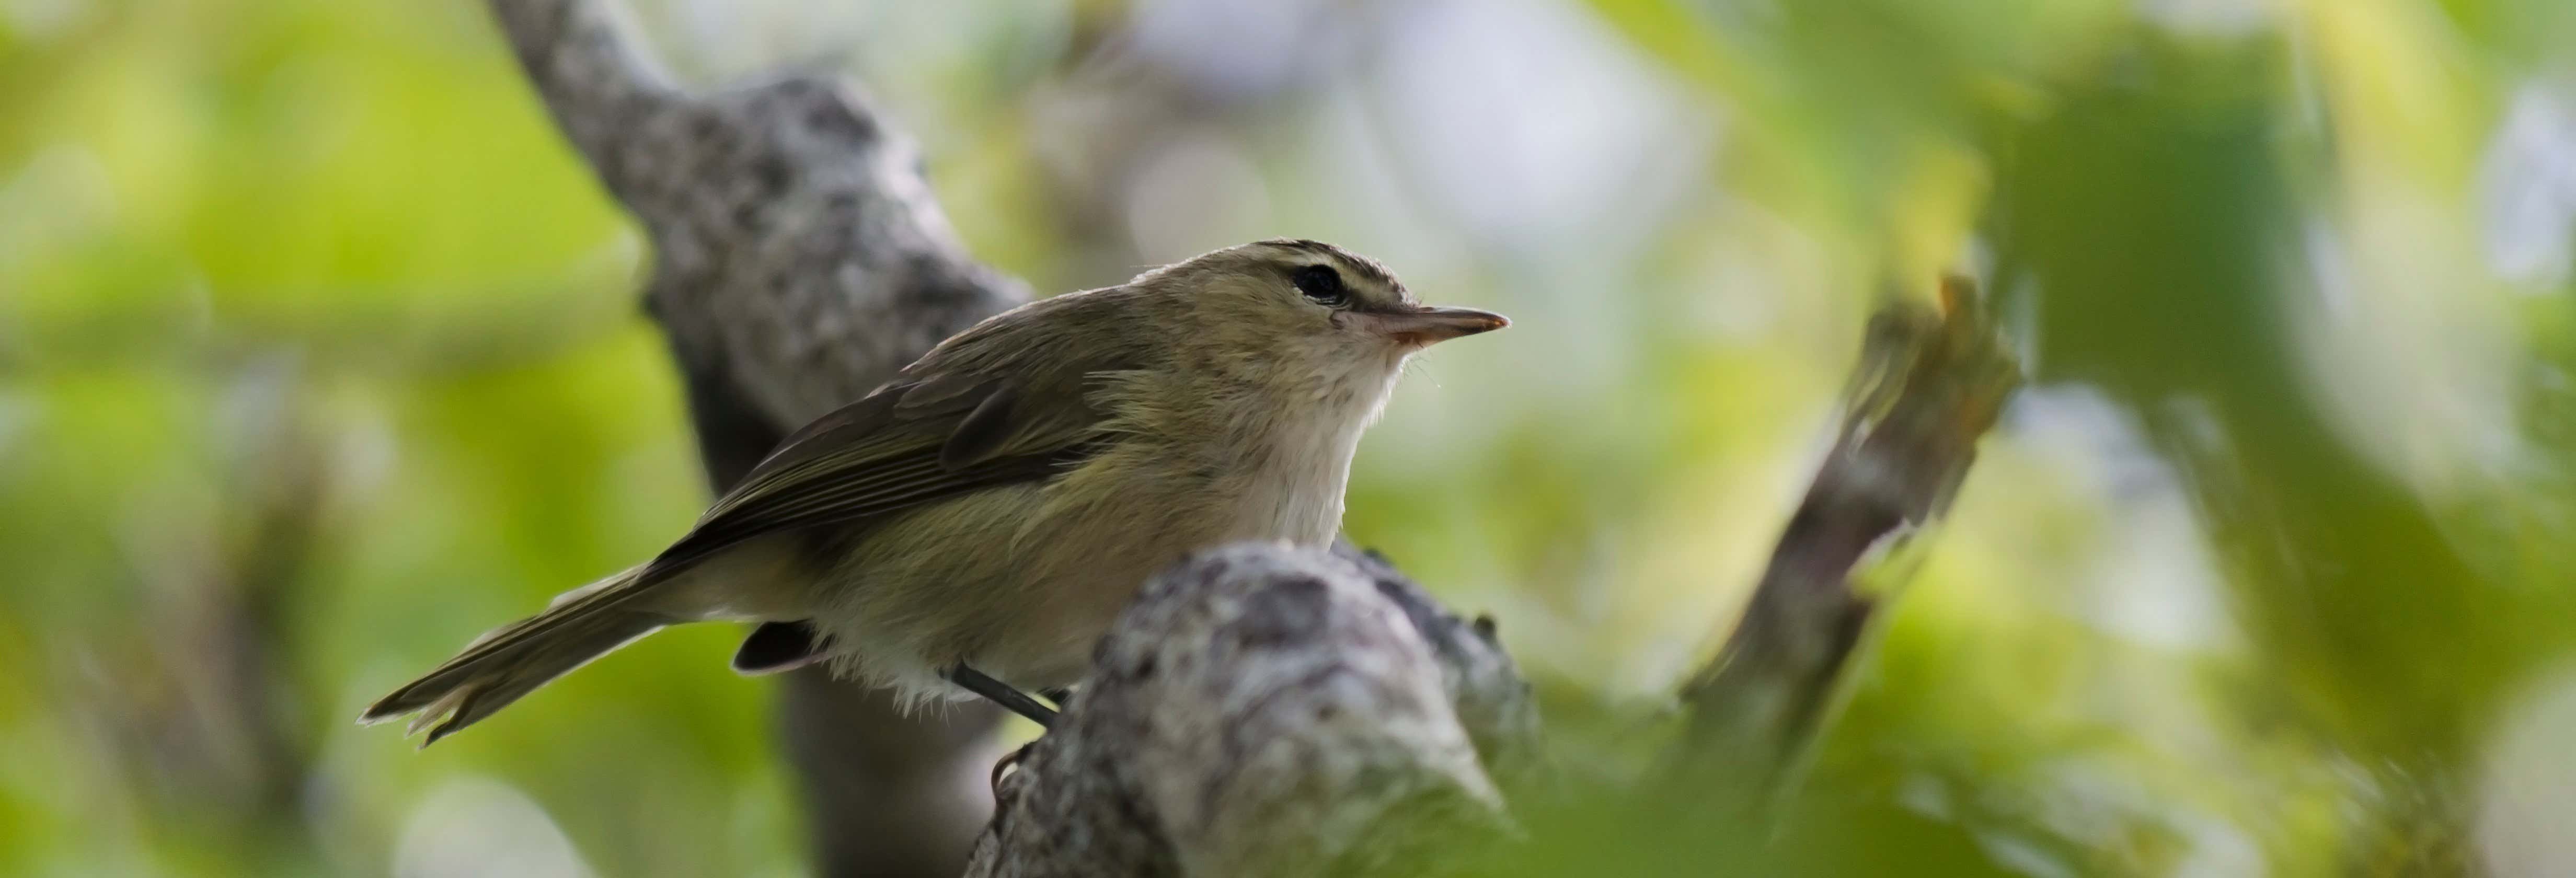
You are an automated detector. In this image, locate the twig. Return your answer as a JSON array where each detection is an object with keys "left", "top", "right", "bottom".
[{"left": 1672, "top": 276, "right": 2022, "bottom": 801}]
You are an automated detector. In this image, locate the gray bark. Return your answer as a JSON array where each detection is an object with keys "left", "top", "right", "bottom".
[
  {"left": 964, "top": 544, "right": 1537, "bottom": 878},
  {"left": 487, "top": 1, "right": 1021, "bottom": 874}
]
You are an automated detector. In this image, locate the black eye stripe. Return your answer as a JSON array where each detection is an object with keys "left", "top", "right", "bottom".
[{"left": 1290, "top": 264, "right": 1349, "bottom": 306}]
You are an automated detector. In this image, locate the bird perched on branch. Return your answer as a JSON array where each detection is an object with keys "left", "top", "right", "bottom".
[{"left": 364, "top": 239, "right": 1506, "bottom": 743}]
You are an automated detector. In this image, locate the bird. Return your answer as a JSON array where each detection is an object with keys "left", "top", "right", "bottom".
[{"left": 361, "top": 239, "right": 1507, "bottom": 744}]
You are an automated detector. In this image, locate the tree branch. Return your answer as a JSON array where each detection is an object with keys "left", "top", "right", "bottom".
[
  {"left": 1672, "top": 277, "right": 2022, "bottom": 800},
  {"left": 485, "top": 0, "right": 683, "bottom": 202},
  {"left": 486, "top": 1, "right": 1027, "bottom": 873},
  {"left": 965, "top": 544, "right": 1539, "bottom": 878}
]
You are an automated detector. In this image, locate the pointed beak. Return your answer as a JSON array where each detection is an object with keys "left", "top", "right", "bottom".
[{"left": 1363, "top": 305, "right": 1510, "bottom": 346}]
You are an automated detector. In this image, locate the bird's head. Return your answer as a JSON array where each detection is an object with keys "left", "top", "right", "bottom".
[{"left": 1130, "top": 239, "right": 1508, "bottom": 386}]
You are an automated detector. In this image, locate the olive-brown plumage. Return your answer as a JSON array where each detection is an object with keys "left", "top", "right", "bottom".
[{"left": 363, "top": 240, "right": 1505, "bottom": 743}]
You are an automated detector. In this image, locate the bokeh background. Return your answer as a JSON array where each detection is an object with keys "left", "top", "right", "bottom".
[{"left": 6, "top": 0, "right": 2575, "bottom": 874}]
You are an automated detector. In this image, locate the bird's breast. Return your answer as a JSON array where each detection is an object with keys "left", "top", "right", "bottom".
[
  {"left": 1221, "top": 441, "right": 1353, "bottom": 547},
  {"left": 1211, "top": 398, "right": 1379, "bottom": 547},
  {"left": 1091, "top": 362, "right": 1396, "bottom": 549}
]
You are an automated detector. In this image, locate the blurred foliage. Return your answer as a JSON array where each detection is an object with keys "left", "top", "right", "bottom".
[{"left": 4, "top": 0, "right": 2574, "bottom": 875}]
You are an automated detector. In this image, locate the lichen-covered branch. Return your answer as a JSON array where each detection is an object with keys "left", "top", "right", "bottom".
[
  {"left": 965, "top": 544, "right": 1539, "bottom": 878},
  {"left": 485, "top": 0, "right": 682, "bottom": 202},
  {"left": 1673, "top": 278, "right": 2022, "bottom": 799},
  {"left": 485, "top": 1, "right": 1026, "bottom": 873},
  {"left": 489, "top": 0, "right": 1025, "bottom": 428}
]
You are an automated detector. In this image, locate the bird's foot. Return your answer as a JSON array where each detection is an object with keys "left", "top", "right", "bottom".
[{"left": 990, "top": 738, "right": 1037, "bottom": 793}]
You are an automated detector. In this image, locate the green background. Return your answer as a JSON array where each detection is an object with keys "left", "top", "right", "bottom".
[{"left": 4, "top": 0, "right": 2573, "bottom": 874}]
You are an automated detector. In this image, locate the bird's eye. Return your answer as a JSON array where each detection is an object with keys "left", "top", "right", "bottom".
[{"left": 1291, "top": 264, "right": 1349, "bottom": 307}]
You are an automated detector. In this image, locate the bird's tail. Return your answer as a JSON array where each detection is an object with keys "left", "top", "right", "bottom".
[{"left": 361, "top": 564, "right": 664, "bottom": 746}]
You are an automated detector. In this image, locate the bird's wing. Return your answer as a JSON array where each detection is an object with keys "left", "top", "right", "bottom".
[
  {"left": 407, "top": 294, "right": 1139, "bottom": 679},
  {"left": 655, "top": 364, "right": 1120, "bottom": 573},
  {"left": 663, "top": 293, "right": 1139, "bottom": 575}
]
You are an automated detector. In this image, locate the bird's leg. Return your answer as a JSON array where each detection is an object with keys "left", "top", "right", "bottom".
[{"left": 946, "top": 664, "right": 1057, "bottom": 728}]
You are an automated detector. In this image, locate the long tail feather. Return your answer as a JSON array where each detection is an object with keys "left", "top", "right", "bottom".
[{"left": 362, "top": 566, "right": 664, "bottom": 745}]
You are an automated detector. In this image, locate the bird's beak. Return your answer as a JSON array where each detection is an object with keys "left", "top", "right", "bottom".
[{"left": 1363, "top": 306, "right": 1510, "bottom": 346}]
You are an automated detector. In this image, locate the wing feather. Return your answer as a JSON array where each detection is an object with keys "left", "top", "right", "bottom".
[{"left": 645, "top": 288, "right": 1146, "bottom": 587}]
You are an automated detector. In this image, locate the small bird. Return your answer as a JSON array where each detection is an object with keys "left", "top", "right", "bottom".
[{"left": 363, "top": 239, "right": 1505, "bottom": 743}]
